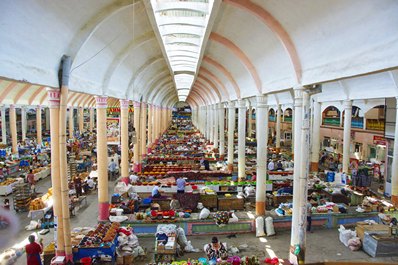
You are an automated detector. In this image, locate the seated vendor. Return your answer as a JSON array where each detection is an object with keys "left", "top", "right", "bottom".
[
  {"left": 205, "top": 237, "right": 228, "bottom": 261},
  {"left": 151, "top": 182, "right": 162, "bottom": 198}
]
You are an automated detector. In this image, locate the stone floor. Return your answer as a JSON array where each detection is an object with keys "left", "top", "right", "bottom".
[{"left": 2, "top": 177, "right": 398, "bottom": 265}]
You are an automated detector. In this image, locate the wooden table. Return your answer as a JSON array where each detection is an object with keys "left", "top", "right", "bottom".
[
  {"left": 217, "top": 196, "right": 244, "bottom": 211},
  {"left": 200, "top": 194, "right": 218, "bottom": 209}
]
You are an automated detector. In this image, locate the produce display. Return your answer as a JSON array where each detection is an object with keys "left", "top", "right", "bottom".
[
  {"left": 0, "top": 179, "right": 17, "bottom": 186},
  {"left": 78, "top": 222, "right": 120, "bottom": 247},
  {"left": 29, "top": 188, "right": 53, "bottom": 210}
]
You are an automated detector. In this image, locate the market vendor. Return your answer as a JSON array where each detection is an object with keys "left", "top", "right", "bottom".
[
  {"left": 26, "top": 169, "right": 36, "bottom": 194},
  {"left": 205, "top": 236, "right": 228, "bottom": 261},
  {"left": 176, "top": 176, "right": 186, "bottom": 193},
  {"left": 129, "top": 173, "right": 139, "bottom": 184},
  {"left": 152, "top": 182, "right": 162, "bottom": 198},
  {"left": 25, "top": 235, "right": 43, "bottom": 265}
]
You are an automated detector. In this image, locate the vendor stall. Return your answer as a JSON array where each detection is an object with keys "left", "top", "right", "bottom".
[{"left": 0, "top": 177, "right": 23, "bottom": 195}]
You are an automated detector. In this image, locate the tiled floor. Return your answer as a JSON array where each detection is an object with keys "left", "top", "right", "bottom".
[{"left": 3, "top": 177, "right": 398, "bottom": 265}]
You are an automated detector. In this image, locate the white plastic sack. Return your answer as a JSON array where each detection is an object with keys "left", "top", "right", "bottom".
[
  {"left": 265, "top": 216, "right": 275, "bottom": 236},
  {"left": 184, "top": 241, "right": 199, "bottom": 252},
  {"left": 25, "top": 220, "right": 39, "bottom": 231},
  {"left": 199, "top": 208, "right": 210, "bottom": 219},
  {"left": 255, "top": 216, "right": 266, "bottom": 237},
  {"left": 177, "top": 227, "right": 188, "bottom": 248},
  {"left": 338, "top": 225, "right": 356, "bottom": 247},
  {"left": 109, "top": 215, "right": 128, "bottom": 223},
  {"left": 229, "top": 212, "right": 239, "bottom": 223}
]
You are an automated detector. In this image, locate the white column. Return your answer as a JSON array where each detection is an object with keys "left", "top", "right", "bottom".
[
  {"left": 391, "top": 97, "right": 398, "bottom": 207},
  {"left": 297, "top": 90, "right": 311, "bottom": 263},
  {"left": 219, "top": 103, "right": 225, "bottom": 157},
  {"left": 290, "top": 86, "right": 304, "bottom": 263},
  {"left": 21, "top": 106, "right": 27, "bottom": 141},
  {"left": 1, "top": 106, "right": 6, "bottom": 144},
  {"left": 237, "top": 100, "right": 246, "bottom": 181},
  {"left": 343, "top": 100, "right": 352, "bottom": 173},
  {"left": 120, "top": 99, "right": 130, "bottom": 184},
  {"left": 213, "top": 105, "right": 219, "bottom": 149},
  {"left": 276, "top": 104, "right": 282, "bottom": 149},
  {"left": 68, "top": 107, "right": 74, "bottom": 138},
  {"left": 89, "top": 107, "right": 94, "bottom": 132},
  {"left": 311, "top": 101, "right": 321, "bottom": 171},
  {"left": 45, "top": 107, "right": 50, "bottom": 131},
  {"left": 206, "top": 105, "right": 210, "bottom": 140},
  {"left": 227, "top": 101, "right": 236, "bottom": 168},
  {"left": 247, "top": 106, "right": 252, "bottom": 137},
  {"left": 36, "top": 106, "right": 42, "bottom": 146},
  {"left": 256, "top": 95, "right": 268, "bottom": 215},
  {"left": 209, "top": 105, "right": 214, "bottom": 143}
]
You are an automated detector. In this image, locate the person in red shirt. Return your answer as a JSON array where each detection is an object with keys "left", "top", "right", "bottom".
[
  {"left": 26, "top": 169, "right": 36, "bottom": 193},
  {"left": 25, "top": 235, "right": 43, "bottom": 265}
]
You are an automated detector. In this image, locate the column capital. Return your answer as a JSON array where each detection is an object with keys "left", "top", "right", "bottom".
[
  {"left": 46, "top": 88, "right": 60, "bottom": 108},
  {"left": 94, "top": 96, "right": 108, "bottom": 109},
  {"left": 237, "top": 99, "right": 246, "bottom": 109},
  {"left": 218, "top": 102, "right": 224, "bottom": 109},
  {"left": 36, "top": 105, "right": 42, "bottom": 110},
  {"left": 133, "top": 101, "right": 141, "bottom": 108},
  {"left": 343, "top": 99, "right": 352, "bottom": 109},
  {"left": 120, "top": 99, "right": 130, "bottom": 109},
  {"left": 227, "top": 101, "right": 236, "bottom": 109},
  {"left": 256, "top": 94, "right": 268, "bottom": 108},
  {"left": 9, "top": 104, "right": 16, "bottom": 110},
  {"left": 141, "top": 102, "right": 147, "bottom": 109}
]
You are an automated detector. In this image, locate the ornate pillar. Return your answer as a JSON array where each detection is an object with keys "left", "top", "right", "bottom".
[
  {"left": 78, "top": 106, "right": 84, "bottom": 133},
  {"left": 133, "top": 101, "right": 141, "bottom": 172},
  {"left": 247, "top": 106, "right": 252, "bottom": 137},
  {"left": 140, "top": 103, "right": 147, "bottom": 160},
  {"left": 290, "top": 86, "right": 304, "bottom": 263},
  {"left": 237, "top": 100, "right": 246, "bottom": 181},
  {"left": 9, "top": 105, "right": 17, "bottom": 154},
  {"left": 147, "top": 104, "right": 152, "bottom": 152},
  {"left": 68, "top": 107, "right": 74, "bottom": 138},
  {"left": 46, "top": 88, "right": 65, "bottom": 256},
  {"left": 120, "top": 99, "right": 130, "bottom": 184},
  {"left": 95, "top": 96, "right": 109, "bottom": 221},
  {"left": 343, "top": 100, "right": 353, "bottom": 173},
  {"left": 256, "top": 95, "right": 268, "bottom": 215},
  {"left": 36, "top": 106, "right": 42, "bottom": 146},
  {"left": 213, "top": 104, "right": 219, "bottom": 148},
  {"left": 45, "top": 107, "right": 50, "bottom": 131},
  {"left": 21, "top": 106, "right": 27, "bottom": 142},
  {"left": 310, "top": 101, "right": 321, "bottom": 171},
  {"left": 227, "top": 102, "right": 236, "bottom": 170},
  {"left": 219, "top": 103, "right": 225, "bottom": 158},
  {"left": 276, "top": 104, "right": 282, "bottom": 150},
  {"left": 89, "top": 107, "right": 94, "bottom": 132},
  {"left": 1, "top": 106, "right": 7, "bottom": 145},
  {"left": 391, "top": 97, "right": 398, "bottom": 207}
]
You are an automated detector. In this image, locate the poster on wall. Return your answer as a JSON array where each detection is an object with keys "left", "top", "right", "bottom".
[{"left": 106, "top": 117, "right": 120, "bottom": 145}]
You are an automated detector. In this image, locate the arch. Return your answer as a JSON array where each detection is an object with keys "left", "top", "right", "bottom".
[
  {"left": 88, "top": 97, "right": 96, "bottom": 108},
  {"left": 69, "top": 92, "right": 81, "bottom": 107},
  {"left": 77, "top": 94, "right": 92, "bottom": 107},
  {"left": 209, "top": 32, "right": 261, "bottom": 93},
  {"left": 197, "top": 74, "right": 224, "bottom": 101},
  {"left": 126, "top": 56, "right": 164, "bottom": 97},
  {"left": 39, "top": 91, "right": 48, "bottom": 105},
  {"left": 148, "top": 79, "right": 174, "bottom": 103},
  {"left": 200, "top": 67, "right": 230, "bottom": 101},
  {"left": 0, "top": 82, "right": 18, "bottom": 103},
  {"left": 283, "top": 107, "right": 293, "bottom": 123},
  {"left": 191, "top": 86, "right": 213, "bottom": 105},
  {"left": 28, "top": 86, "right": 45, "bottom": 105},
  {"left": 81, "top": 94, "right": 94, "bottom": 107},
  {"left": 203, "top": 56, "right": 241, "bottom": 99},
  {"left": 102, "top": 31, "right": 156, "bottom": 94},
  {"left": 194, "top": 83, "right": 216, "bottom": 104},
  {"left": 67, "top": 0, "right": 141, "bottom": 63},
  {"left": 153, "top": 86, "right": 175, "bottom": 105},
  {"left": 133, "top": 68, "right": 170, "bottom": 100},
  {"left": 13, "top": 84, "right": 32, "bottom": 104},
  {"left": 189, "top": 89, "right": 206, "bottom": 106},
  {"left": 194, "top": 80, "right": 219, "bottom": 103},
  {"left": 364, "top": 105, "right": 385, "bottom": 131},
  {"left": 322, "top": 105, "right": 341, "bottom": 127},
  {"left": 146, "top": 75, "right": 174, "bottom": 102},
  {"left": 224, "top": 0, "right": 302, "bottom": 83}
]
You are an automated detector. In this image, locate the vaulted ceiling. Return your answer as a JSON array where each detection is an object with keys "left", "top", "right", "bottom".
[{"left": 0, "top": 0, "right": 397, "bottom": 108}]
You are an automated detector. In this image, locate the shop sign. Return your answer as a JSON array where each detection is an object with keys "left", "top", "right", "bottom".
[
  {"left": 106, "top": 117, "right": 120, "bottom": 144},
  {"left": 373, "top": 135, "right": 386, "bottom": 145}
]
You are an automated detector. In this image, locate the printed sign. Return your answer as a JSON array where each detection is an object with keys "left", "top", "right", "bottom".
[{"left": 106, "top": 117, "right": 120, "bottom": 144}]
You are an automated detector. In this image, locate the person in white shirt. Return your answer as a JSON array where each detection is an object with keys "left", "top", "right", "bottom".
[{"left": 268, "top": 160, "right": 275, "bottom": 171}]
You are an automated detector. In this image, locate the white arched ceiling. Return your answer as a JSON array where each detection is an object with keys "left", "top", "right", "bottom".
[{"left": 1, "top": 0, "right": 398, "bottom": 108}]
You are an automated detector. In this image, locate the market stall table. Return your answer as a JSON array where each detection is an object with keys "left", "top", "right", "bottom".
[
  {"left": 0, "top": 178, "right": 23, "bottom": 195},
  {"left": 218, "top": 195, "right": 244, "bottom": 211}
]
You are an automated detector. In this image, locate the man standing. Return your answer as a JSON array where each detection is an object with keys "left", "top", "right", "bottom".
[
  {"left": 176, "top": 176, "right": 186, "bottom": 193},
  {"left": 268, "top": 160, "right": 275, "bottom": 171},
  {"left": 108, "top": 158, "right": 117, "bottom": 180},
  {"left": 26, "top": 169, "right": 36, "bottom": 194},
  {"left": 25, "top": 235, "right": 43, "bottom": 265}
]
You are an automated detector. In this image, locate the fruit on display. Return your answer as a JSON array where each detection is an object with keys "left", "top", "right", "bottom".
[
  {"left": 78, "top": 222, "right": 121, "bottom": 247},
  {"left": 0, "top": 179, "right": 17, "bottom": 186}
]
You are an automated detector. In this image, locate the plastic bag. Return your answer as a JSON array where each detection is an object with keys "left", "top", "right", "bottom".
[
  {"left": 265, "top": 217, "right": 275, "bottom": 236},
  {"left": 338, "top": 225, "right": 356, "bottom": 247},
  {"left": 255, "top": 217, "right": 265, "bottom": 237},
  {"left": 199, "top": 208, "right": 210, "bottom": 219},
  {"left": 229, "top": 212, "right": 238, "bottom": 223},
  {"left": 347, "top": 237, "right": 361, "bottom": 251}
]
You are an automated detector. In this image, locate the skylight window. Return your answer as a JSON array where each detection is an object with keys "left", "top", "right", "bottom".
[{"left": 150, "top": 0, "right": 215, "bottom": 102}]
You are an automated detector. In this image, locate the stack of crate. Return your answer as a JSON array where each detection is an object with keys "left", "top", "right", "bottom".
[{"left": 13, "top": 183, "right": 31, "bottom": 212}]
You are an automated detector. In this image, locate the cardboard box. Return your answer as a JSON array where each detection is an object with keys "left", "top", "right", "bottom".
[{"left": 356, "top": 222, "right": 391, "bottom": 241}]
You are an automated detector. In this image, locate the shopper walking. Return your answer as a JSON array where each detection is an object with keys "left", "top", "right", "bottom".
[
  {"left": 108, "top": 158, "right": 117, "bottom": 180},
  {"left": 25, "top": 235, "right": 43, "bottom": 265},
  {"left": 26, "top": 169, "right": 36, "bottom": 194},
  {"left": 176, "top": 176, "right": 186, "bottom": 193}
]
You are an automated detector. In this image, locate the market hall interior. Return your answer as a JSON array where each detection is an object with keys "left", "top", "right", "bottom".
[{"left": 1, "top": 0, "right": 398, "bottom": 265}]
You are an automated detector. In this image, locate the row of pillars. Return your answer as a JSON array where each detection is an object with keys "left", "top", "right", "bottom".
[
  {"left": 191, "top": 90, "right": 398, "bottom": 263},
  {"left": 46, "top": 86, "right": 171, "bottom": 259},
  {"left": 1, "top": 104, "right": 96, "bottom": 155}
]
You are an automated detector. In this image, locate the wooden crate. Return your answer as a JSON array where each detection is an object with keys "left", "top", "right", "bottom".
[
  {"left": 217, "top": 197, "right": 244, "bottom": 211},
  {"left": 356, "top": 223, "right": 390, "bottom": 241},
  {"left": 200, "top": 194, "right": 217, "bottom": 209}
]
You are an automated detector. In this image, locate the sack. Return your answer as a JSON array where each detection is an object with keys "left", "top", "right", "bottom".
[
  {"left": 199, "top": 208, "right": 210, "bottom": 219},
  {"left": 255, "top": 217, "right": 265, "bottom": 237},
  {"left": 229, "top": 212, "right": 238, "bottom": 223},
  {"left": 347, "top": 237, "right": 361, "bottom": 251},
  {"left": 338, "top": 225, "right": 356, "bottom": 247},
  {"left": 265, "top": 217, "right": 275, "bottom": 236}
]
